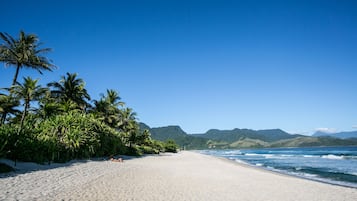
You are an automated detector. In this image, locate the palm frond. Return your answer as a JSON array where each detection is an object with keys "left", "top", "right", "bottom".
[{"left": 0, "top": 32, "right": 15, "bottom": 47}]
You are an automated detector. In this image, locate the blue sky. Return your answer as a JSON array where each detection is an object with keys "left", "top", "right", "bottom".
[{"left": 1, "top": 0, "right": 356, "bottom": 134}]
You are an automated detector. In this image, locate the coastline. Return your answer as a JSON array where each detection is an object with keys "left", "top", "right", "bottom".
[
  {"left": 205, "top": 151, "right": 357, "bottom": 189},
  {"left": 1, "top": 151, "right": 356, "bottom": 201},
  {"left": 199, "top": 146, "right": 357, "bottom": 189}
]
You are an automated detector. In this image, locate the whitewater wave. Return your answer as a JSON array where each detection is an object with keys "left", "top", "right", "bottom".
[
  {"left": 201, "top": 146, "right": 357, "bottom": 188},
  {"left": 302, "top": 155, "right": 317, "bottom": 158},
  {"left": 244, "top": 153, "right": 260, "bottom": 156},
  {"left": 321, "top": 154, "right": 344, "bottom": 160},
  {"left": 224, "top": 150, "right": 242, "bottom": 155}
]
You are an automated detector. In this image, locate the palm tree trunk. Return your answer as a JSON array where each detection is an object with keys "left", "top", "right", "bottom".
[
  {"left": 12, "top": 64, "right": 21, "bottom": 86},
  {"left": 18, "top": 102, "right": 29, "bottom": 135},
  {"left": 6, "top": 64, "right": 21, "bottom": 122},
  {"left": 13, "top": 102, "right": 28, "bottom": 167}
]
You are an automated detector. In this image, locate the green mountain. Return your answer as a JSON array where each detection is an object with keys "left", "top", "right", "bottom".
[
  {"left": 139, "top": 123, "right": 209, "bottom": 149},
  {"left": 270, "top": 136, "right": 357, "bottom": 147},
  {"left": 313, "top": 131, "right": 357, "bottom": 139},
  {"left": 192, "top": 128, "right": 301, "bottom": 143},
  {"left": 140, "top": 123, "right": 357, "bottom": 150}
]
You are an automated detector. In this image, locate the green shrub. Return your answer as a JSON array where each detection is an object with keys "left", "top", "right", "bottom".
[
  {"left": 0, "top": 112, "right": 127, "bottom": 163},
  {"left": 125, "top": 146, "right": 142, "bottom": 156},
  {"left": 35, "top": 112, "right": 126, "bottom": 162},
  {"left": 96, "top": 125, "right": 127, "bottom": 157},
  {"left": 0, "top": 124, "right": 17, "bottom": 158},
  {"left": 139, "top": 145, "right": 159, "bottom": 154},
  {"left": 151, "top": 140, "right": 165, "bottom": 153},
  {"left": 164, "top": 139, "right": 179, "bottom": 153},
  {"left": 0, "top": 121, "right": 49, "bottom": 163}
]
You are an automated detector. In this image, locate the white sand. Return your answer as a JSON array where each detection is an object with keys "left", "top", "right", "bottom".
[{"left": 1, "top": 151, "right": 356, "bottom": 201}]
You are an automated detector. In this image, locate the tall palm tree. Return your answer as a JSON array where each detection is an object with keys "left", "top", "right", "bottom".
[
  {"left": 11, "top": 77, "right": 47, "bottom": 133},
  {"left": 0, "top": 31, "right": 56, "bottom": 86},
  {"left": 48, "top": 72, "right": 91, "bottom": 111}
]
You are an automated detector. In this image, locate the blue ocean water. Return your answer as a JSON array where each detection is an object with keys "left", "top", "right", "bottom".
[{"left": 200, "top": 146, "right": 357, "bottom": 188}]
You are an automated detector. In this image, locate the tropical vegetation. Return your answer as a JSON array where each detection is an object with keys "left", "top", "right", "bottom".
[{"left": 0, "top": 31, "right": 178, "bottom": 165}]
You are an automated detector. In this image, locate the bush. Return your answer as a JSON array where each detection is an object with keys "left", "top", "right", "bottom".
[
  {"left": 0, "top": 112, "right": 128, "bottom": 163},
  {"left": 0, "top": 121, "right": 50, "bottom": 163},
  {"left": 96, "top": 127, "right": 127, "bottom": 157},
  {"left": 139, "top": 145, "right": 159, "bottom": 154},
  {"left": 35, "top": 112, "right": 126, "bottom": 162},
  {"left": 164, "top": 139, "right": 179, "bottom": 153},
  {"left": 125, "top": 146, "right": 142, "bottom": 156},
  {"left": 0, "top": 124, "right": 17, "bottom": 158},
  {"left": 151, "top": 140, "right": 165, "bottom": 153}
]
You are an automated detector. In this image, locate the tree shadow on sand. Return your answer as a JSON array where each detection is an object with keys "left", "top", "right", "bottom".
[
  {"left": 0, "top": 153, "right": 175, "bottom": 178},
  {"left": 0, "top": 155, "right": 131, "bottom": 178}
]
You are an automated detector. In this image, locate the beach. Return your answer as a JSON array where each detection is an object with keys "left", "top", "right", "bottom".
[{"left": 1, "top": 151, "right": 356, "bottom": 201}]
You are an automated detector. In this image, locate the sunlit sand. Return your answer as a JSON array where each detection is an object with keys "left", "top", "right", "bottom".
[{"left": 1, "top": 151, "right": 356, "bottom": 201}]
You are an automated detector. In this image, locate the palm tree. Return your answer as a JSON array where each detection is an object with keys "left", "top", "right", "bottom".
[
  {"left": 58, "top": 100, "right": 80, "bottom": 113},
  {"left": 37, "top": 91, "right": 60, "bottom": 119},
  {"left": 11, "top": 77, "right": 47, "bottom": 133},
  {"left": 118, "top": 107, "right": 139, "bottom": 147},
  {"left": 93, "top": 98, "right": 118, "bottom": 127},
  {"left": 92, "top": 89, "right": 124, "bottom": 127},
  {"left": 48, "top": 72, "right": 91, "bottom": 111},
  {"left": 0, "top": 31, "right": 56, "bottom": 86},
  {"left": 120, "top": 107, "right": 137, "bottom": 127},
  {"left": 0, "top": 92, "right": 20, "bottom": 124},
  {"left": 104, "top": 89, "right": 125, "bottom": 108},
  {"left": 137, "top": 129, "right": 152, "bottom": 146}
]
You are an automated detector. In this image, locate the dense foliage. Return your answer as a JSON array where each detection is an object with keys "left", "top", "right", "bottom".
[{"left": 0, "top": 31, "right": 178, "bottom": 164}]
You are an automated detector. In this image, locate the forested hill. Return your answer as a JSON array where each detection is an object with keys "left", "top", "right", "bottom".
[
  {"left": 139, "top": 123, "right": 208, "bottom": 149},
  {"left": 192, "top": 128, "right": 302, "bottom": 143},
  {"left": 313, "top": 131, "right": 357, "bottom": 139},
  {"left": 140, "top": 123, "right": 357, "bottom": 149}
]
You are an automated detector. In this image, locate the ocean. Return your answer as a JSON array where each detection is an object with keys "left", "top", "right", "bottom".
[{"left": 199, "top": 146, "right": 357, "bottom": 188}]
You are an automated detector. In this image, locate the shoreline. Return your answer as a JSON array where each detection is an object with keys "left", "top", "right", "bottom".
[
  {"left": 203, "top": 152, "right": 357, "bottom": 189},
  {"left": 1, "top": 151, "right": 357, "bottom": 200}
]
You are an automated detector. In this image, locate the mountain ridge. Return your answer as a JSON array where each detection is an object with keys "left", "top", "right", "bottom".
[
  {"left": 313, "top": 131, "right": 357, "bottom": 139},
  {"left": 140, "top": 123, "right": 357, "bottom": 149}
]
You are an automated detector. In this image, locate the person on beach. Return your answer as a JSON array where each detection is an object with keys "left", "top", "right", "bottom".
[{"left": 109, "top": 156, "right": 123, "bottom": 162}]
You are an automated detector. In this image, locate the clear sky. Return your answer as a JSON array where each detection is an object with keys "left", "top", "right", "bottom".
[{"left": 1, "top": 0, "right": 356, "bottom": 134}]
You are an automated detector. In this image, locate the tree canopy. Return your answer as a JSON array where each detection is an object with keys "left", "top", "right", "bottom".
[{"left": 0, "top": 31, "right": 56, "bottom": 86}]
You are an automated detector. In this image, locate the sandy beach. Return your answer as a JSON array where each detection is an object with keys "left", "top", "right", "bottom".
[{"left": 1, "top": 151, "right": 356, "bottom": 201}]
